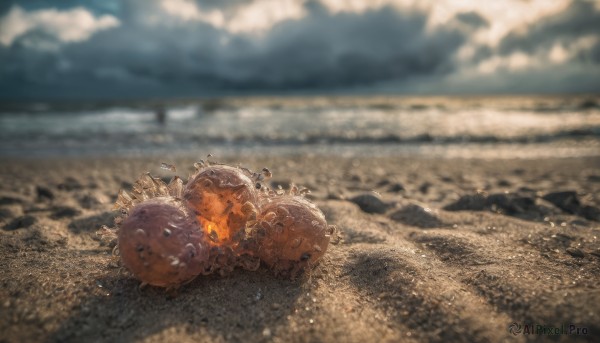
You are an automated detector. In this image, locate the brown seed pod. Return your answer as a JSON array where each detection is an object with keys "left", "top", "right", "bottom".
[
  {"left": 184, "top": 165, "right": 258, "bottom": 245},
  {"left": 118, "top": 197, "right": 209, "bottom": 287},
  {"left": 253, "top": 195, "right": 333, "bottom": 276}
]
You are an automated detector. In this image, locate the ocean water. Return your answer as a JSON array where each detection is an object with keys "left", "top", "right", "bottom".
[{"left": 1, "top": 95, "right": 599, "bottom": 159}]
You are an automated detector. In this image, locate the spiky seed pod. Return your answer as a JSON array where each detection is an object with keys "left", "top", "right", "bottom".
[
  {"left": 253, "top": 195, "right": 332, "bottom": 276},
  {"left": 184, "top": 165, "right": 258, "bottom": 245},
  {"left": 118, "top": 197, "right": 209, "bottom": 287}
]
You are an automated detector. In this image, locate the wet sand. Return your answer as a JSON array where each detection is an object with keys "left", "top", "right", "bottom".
[{"left": 1, "top": 155, "right": 599, "bottom": 342}]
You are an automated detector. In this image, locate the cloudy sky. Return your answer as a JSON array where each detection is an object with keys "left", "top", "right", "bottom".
[{"left": 0, "top": 0, "right": 599, "bottom": 100}]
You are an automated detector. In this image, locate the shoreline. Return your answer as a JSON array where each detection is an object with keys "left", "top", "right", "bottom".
[{"left": 2, "top": 137, "right": 600, "bottom": 160}]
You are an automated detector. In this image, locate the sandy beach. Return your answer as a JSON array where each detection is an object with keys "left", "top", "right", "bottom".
[
  {"left": 2, "top": 0, "right": 599, "bottom": 341},
  {"left": 1, "top": 154, "right": 599, "bottom": 342}
]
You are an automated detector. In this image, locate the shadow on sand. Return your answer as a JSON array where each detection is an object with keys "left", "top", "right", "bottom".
[{"left": 46, "top": 269, "right": 305, "bottom": 342}]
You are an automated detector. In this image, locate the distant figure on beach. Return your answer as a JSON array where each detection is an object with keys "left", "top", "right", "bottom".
[{"left": 155, "top": 105, "right": 167, "bottom": 125}]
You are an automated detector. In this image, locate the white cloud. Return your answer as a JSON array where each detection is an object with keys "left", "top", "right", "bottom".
[
  {"left": 227, "top": 0, "right": 305, "bottom": 33},
  {"left": 0, "top": 5, "right": 119, "bottom": 47},
  {"left": 159, "top": 0, "right": 304, "bottom": 33}
]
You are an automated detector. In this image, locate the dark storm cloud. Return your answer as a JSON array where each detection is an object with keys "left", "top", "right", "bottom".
[
  {"left": 584, "top": 40, "right": 600, "bottom": 63},
  {"left": 0, "top": 0, "right": 466, "bottom": 99},
  {"left": 499, "top": 0, "right": 600, "bottom": 59},
  {"left": 215, "top": 2, "right": 465, "bottom": 89}
]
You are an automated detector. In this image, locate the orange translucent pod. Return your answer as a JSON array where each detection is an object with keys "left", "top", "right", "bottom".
[
  {"left": 184, "top": 165, "right": 258, "bottom": 245},
  {"left": 118, "top": 197, "right": 209, "bottom": 287},
  {"left": 254, "top": 195, "right": 333, "bottom": 276}
]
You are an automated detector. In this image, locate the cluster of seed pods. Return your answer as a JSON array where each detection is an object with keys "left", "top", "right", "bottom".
[{"left": 112, "top": 161, "right": 335, "bottom": 288}]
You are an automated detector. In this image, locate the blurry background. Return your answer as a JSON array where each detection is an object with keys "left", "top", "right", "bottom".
[{"left": 0, "top": 0, "right": 599, "bottom": 158}]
